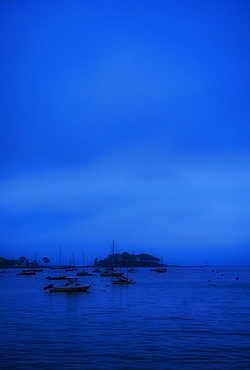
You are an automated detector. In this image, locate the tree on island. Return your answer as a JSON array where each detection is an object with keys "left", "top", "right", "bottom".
[{"left": 42, "top": 257, "right": 51, "bottom": 266}]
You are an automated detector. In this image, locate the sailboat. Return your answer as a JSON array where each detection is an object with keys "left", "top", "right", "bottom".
[
  {"left": 111, "top": 262, "right": 133, "bottom": 284},
  {"left": 76, "top": 251, "right": 93, "bottom": 276},
  {"left": 111, "top": 274, "right": 133, "bottom": 284},
  {"left": 49, "top": 246, "right": 65, "bottom": 269},
  {"left": 128, "top": 250, "right": 137, "bottom": 272},
  {"left": 100, "top": 240, "right": 124, "bottom": 276},
  {"left": 76, "top": 270, "right": 93, "bottom": 276}
]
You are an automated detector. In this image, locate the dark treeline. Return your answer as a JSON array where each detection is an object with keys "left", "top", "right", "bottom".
[
  {"left": 0, "top": 256, "right": 37, "bottom": 268},
  {"left": 0, "top": 256, "right": 50, "bottom": 268}
]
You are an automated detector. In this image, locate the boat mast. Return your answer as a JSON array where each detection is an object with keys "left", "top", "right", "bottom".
[
  {"left": 111, "top": 240, "right": 115, "bottom": 268},
  {"left": 82, "top": 250, "right": 85, "bottom": 267},
  {"left": 59, "top": 246, "right": 62, "bottom": 266}
]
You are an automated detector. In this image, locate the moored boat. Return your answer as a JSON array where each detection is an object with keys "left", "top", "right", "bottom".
[
  {"left": 46, "top": 274, "right": 67, "bottom": 280},
  {"left": 44, "top": 277, "right": 90, "bottom": 292},
  {"left": 150, "top": 267, "right": 167, "bottom": 272},
  {"left": 31, "top": 269, "right": 43, "bottom": 272},
  {"left": 93, "top": 268, "right": 101, "bottom": 273},
  {"left": 76, "top": 270, "right": 93, "bottom": 276},
  {"left": 65, "top": 268, "right": 77, "bottom": 271},
  {"left": 100, "top": 269, "right": 123, "bottom": 277},
  {"left": 111, "top": 275, "right": 133, "bottom": 284},
  {"left": 16, "top": 270, "right": 36, "bottom": 275}
]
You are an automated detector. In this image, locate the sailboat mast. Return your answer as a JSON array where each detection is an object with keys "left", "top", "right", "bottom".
[
  {"left": 82, "top": 250, "right": 85, "bottom": 267},
  {"left": 111, "top": 240, "right": 115, "bottom": 268},
  {"left": 59, "top": 246, "right": 62, "bottom": 266}
]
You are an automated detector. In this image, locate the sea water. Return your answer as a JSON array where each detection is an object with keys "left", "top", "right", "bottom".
[{"left": 0, "top": 266, "right": 249, "bottom": 369}]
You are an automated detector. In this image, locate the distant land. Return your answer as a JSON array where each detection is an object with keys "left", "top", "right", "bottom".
[
  {"left": 0, "top": 253, "right": 176, "bottom": 268},
  {"left": 0, "top": 254, "right": 209, "bottom": 268}
]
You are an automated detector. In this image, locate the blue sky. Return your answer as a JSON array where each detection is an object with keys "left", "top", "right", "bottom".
[{"left": 1, "top": 0, "right": 250, "bottom": 266}]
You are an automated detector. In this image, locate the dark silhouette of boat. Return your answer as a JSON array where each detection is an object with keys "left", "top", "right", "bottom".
[
  {"left": 46, "top": 275, "right": 67, "bottom": 280},
  {"left": 111, "top": 275, "right": 133, "bottom": 284},
  {"left": 16, "top": 270, "right": 36, "bottom": 275},
  {"left": 150, "top": 268, "right": 167, "bottom": 273},
  {"left": 100, "top": 269, "right": 123, "bottom": 277},
  {"left": 76, "top": 270, "right": 93, "bottom": 276}
]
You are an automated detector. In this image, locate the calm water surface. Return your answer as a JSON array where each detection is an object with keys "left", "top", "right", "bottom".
[{"left": 0, "top": 266, "right": 250, "bottom": 369}]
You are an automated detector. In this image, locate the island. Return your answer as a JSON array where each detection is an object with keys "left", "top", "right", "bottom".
[{"left": 93, "top": 252, "right": 168, "bottom": 268}]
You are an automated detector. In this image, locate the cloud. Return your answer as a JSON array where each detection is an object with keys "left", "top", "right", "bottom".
[{"left": 1, "top": 153, "right": 250, "bottom": 254}]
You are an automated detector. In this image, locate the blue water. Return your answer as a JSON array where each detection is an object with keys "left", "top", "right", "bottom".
[{"left": 0, "top": 266, "right": 249, "bottom": 369}]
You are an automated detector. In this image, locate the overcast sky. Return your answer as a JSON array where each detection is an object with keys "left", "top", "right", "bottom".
[{"left": 1, "top": 0, "right": 250, "bottom": 266}]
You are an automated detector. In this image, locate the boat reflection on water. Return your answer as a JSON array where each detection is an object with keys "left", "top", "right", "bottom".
[{"left": 44, "top": 277, "right": 90, "bottom": 292}]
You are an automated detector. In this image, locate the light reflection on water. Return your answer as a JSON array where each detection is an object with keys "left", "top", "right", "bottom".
[{"left": 0, "top": 266, "right": 250, "bottom": 369}]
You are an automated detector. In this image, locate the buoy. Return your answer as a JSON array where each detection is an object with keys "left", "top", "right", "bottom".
[{"left": 236, "top": 277, "right": 239, "bottom": 280}]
